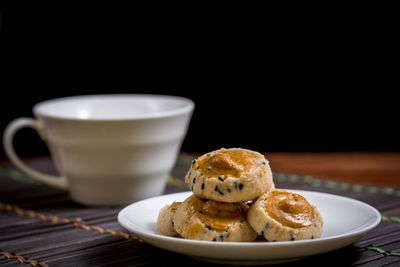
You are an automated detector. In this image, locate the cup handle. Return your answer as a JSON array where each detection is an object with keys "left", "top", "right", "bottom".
[{"left": 3, "top": 118, "right": 68, "bottom": 190}]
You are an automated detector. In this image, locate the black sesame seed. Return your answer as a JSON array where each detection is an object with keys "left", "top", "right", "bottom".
[
  {"left": 219, "top": 235, "right": 224, "bottom": 241},
  {"left": 218, "top": 176, "right": 224, "bottom": 182},
  {"left": 201, "top": 183, "right": 205, "bottom": 190},
  {"left": 215, "top": 186, "right": 224, "bottom": 196},
  {"left": 261, "top": 231, "right": 265, "bottom": 236},
  {"left": 234, "top": 182, "right": 238, "bottom": 189},
  {"left": 289, "top": 232, "right": 295, "bottom": 241},
  {"left": 191, "top": 185, "right": 193, "bottom": 191},
  {"left": 262, "top": 161, "right": 266, "bottom": 165},
  {"left": 171, "top": 221, "right": 174, "bottom": 227},
  {"left": 227, "top": 188, "right": 231, "bottom": 193},
  {"left": 192, "top": 159, "right": 197, "bottom": 165},
  {"left": 265, "top": 223, "right": 270, "bottom": 230},
  {"left": 215, "top": 186, "right": 224, "bottom": 195},
  {"left": 212, "top": 238, "right": 217, "bottom": 242},
  {"left": 272, "top": 240, "right": 276, "bottom": 242},
  {"left": 239, "top": 183, "right": 244, "bottom": 190},
  {"left": 311, "top": 235, "right": 314, "bottom": 239},
  {"left": 207, "top": 166, "right": 212, "bottom": 171},
  {"left": 206, "top": 225, "right": 212, "bottom": 230},
  {"left": 193, "top": 177, "right": 196, "bottom": 184}
]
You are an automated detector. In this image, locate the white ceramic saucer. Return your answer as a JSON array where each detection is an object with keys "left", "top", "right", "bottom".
[{"left": 118, "top": 190, "right": 380, "bottom": 265}]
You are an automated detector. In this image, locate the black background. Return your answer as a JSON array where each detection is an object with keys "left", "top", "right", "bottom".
[{"left": 0, "top": 4, "right": 398, "bottom": 159}]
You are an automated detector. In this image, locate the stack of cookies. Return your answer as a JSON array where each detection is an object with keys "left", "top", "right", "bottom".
[{"left": 157, "top": 148, "right": 323, "bottom": 242}]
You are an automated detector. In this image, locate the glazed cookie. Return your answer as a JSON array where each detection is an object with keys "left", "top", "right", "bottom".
[
  {"left": 247, "top": 189, "right": 323, "bottom": 242},
  {"left": 185, "top": 148, "right": 275, "bottom": 202},
  {"left": 157, "top": 201, "right": 182, "bottom": 236},
  {"left": 173, "top": 194, "right": 257, "bottom": 242}
]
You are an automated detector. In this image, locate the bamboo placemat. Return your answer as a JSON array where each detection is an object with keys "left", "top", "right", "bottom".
[{"left": 1, "top": 153, "right": 399, "bottom": 266}]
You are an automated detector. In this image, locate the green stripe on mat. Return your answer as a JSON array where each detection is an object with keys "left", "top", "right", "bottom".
[
  {"left": 353, "top": 244, "right": 400, "bottom": 257},
  {"left": 0, "top": 166, "right": 40, "bottom": 184},
  {"left": 276, "top": 172, "right": 400, "bottom": 195},
  {"left": 274, "top": 172, "right": 400, "bottom": 197},
  {"left": 381, "top": 215, "right": 400, "bottom": 224}
]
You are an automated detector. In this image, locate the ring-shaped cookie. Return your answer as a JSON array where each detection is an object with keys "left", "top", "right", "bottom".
[
  {"left": 247, "top": 189, "right": 323, "bottom": 241},
  {"left": 185, "top": 148, "right": 275, "bottom": 202},
  {"left": 173, "top": 194, "right": 257, "bottom": 242}
]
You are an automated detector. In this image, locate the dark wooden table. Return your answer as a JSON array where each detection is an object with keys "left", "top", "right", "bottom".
[{"left": 1, "top": 152, "right": 400, "bottom": 266}]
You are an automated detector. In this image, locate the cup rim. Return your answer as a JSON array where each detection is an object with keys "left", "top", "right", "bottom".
[{"left": 33, "top": 94, "right": 195, "bottom": 121}]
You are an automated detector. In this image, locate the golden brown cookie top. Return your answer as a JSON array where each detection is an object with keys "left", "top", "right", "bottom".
[
  {"left": 192, "top": 148, "right": 264, "bottom": 178},
  {"left": 264, "top": 190, "right": 316, "bottom": 228},
  {"left": 188, "top": 195, "right": 247, "bottom": 231},
  {"left": 168, "top": 201, "right": 182, "bottom": 212}
]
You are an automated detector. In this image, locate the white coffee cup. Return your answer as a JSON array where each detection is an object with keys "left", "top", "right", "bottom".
[{"left": 3, "top": 94, "right": 194, "bottom": 206}]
